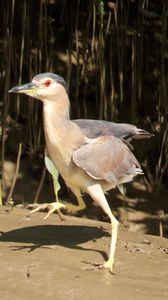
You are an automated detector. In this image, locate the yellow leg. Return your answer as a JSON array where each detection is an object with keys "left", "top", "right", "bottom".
[
  {"left": 87, "top": 184, "right": 119, "bottom": 273},
  {"left": 70, "top": 185, "right": 86, "bottom": 211},
  {"left": 103, "top": 220, "right": 119, "bottom": 273},
  {"left": 56, "top": 184, "right": 86, "bottom": 214}
]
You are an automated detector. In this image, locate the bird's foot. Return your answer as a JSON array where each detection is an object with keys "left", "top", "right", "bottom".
[
  {"left": 103, "top": 258, "right": 115, "bottom": 274},
  {"left": 27, "top": 202, "right": 66, "bottom": 220}
]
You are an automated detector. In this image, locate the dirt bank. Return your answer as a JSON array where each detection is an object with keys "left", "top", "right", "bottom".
[{"left": 0, "top": 206, "right": 168, "bottom": 300}]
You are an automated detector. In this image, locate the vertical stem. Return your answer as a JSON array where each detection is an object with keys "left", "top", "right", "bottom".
[
  {"left": 159, "top": 221, "right": 163, "bottom": 238},
  {"left": 1, "top": 0, "right": 15, "bottom": 188},
  {"left": 0, "top": 180, "right": 2, "bottom": 206},
  {"left": 98, "top": 0, "right": 106, "bottom": 119},
  {"left": 75, "top": 0, "right": 80, "bottom": 117},
  {"left": 6, "top": 143, "right": 22, "bottom": 204},
  {"left": 16, "top": 0, "right": 26, "bottom": 119},
  {"left": 33, "top": 167, "right": 46, "bottom": 203},
  {"left": 109, "top": 36, "right": 115, "bottom": 120},
  {"left": 119, "top": 3, "right": 124, "bottom": 104},
  {"left": 131, "top": 34, "right": 137, "bottom": 123}
]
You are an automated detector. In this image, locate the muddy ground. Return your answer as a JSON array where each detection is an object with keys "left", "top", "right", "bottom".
[{"left": 0, "top": 206, "right": 168, "bottom": 300}]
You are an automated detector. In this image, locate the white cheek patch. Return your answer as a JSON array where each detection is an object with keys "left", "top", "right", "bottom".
[{"left": 37, "top": 89, "right": 44, "bottom": 97}]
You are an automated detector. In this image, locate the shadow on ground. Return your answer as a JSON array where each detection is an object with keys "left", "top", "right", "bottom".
[{"left": 0, "top": 224, "right": 109, "bottom": 260}]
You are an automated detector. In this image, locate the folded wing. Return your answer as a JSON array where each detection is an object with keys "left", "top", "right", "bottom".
[{"left": 73, "top": 135, "right": 142, "bottom": 183}]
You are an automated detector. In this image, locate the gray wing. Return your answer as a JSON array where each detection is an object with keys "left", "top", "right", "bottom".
[
  {"left": 73, "top": 135, "right": 142, "bottom": 184},
  {"left": 73, "top": 119, "right": 152, "bottom": 141}
]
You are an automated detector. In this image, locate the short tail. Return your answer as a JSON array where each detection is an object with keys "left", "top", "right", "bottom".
[{"left": 132, "top": 129, "right": 154, "bottom": 140}]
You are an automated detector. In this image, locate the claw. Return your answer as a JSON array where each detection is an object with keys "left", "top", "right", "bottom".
[
  {"left": 44, "top": 202, "right": 66, "bottom": 220},
  {"left": 27, "top": 200, "right": 85, "bottom": 220},
  {"left": 27, "top": 202, "right": 66, "bottom": 220}
]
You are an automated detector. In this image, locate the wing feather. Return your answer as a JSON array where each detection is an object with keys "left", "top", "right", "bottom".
[{"left": 73, "top": 135, "right": 141, "bottom": 183}]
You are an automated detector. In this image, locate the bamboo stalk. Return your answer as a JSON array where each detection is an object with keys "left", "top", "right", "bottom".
[
  {"left": 6, "top": 143, "right": 22, "bottom": 205},
  {"left": 33, "top": 167, "right": 46, "bottom": 203},
  {"left": 0, "top": 180, "right": 2, "bottom": 206}
]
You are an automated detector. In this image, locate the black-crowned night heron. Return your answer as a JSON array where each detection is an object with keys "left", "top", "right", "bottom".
[{"left": 9, "top": 72, "right": 150, "bottom": 273}]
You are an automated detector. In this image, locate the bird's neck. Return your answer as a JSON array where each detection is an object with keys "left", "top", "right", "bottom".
[
  {"left": 42, "top": 94, "right": 84, "bottom": 168},
  {"left": 43, "top": 92, "right": 70, "bottom": 121}
]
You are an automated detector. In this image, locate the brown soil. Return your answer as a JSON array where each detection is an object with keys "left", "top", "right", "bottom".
[
  {"left": 0, "top": 206, "right": 168, "bottom": 300},
  {"left": 3, "top": 156, "right": 168, "bottom": 239}
]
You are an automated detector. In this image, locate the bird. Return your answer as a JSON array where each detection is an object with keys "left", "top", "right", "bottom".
[
  {"left": 27, "top": 117, "right": 152, "bottom": 217},
  {"left": 9, "top": 72, "right": 147, "bottom": 273}
]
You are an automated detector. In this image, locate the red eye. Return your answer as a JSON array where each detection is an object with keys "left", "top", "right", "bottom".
[{"left": 44, "top": 80, "right": 51, "bottom": 87}]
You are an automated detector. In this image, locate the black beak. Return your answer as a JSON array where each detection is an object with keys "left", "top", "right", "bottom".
[{"left": 8, "top": 82, "right": 39, "bottom": 94}]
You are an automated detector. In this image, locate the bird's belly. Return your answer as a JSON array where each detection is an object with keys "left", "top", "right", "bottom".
[
  {"left": 48, "top": 150, "right": 94, "bottom": 190},
  {"left": 66, "top": 172, "right": 135, "bottom": 194}
]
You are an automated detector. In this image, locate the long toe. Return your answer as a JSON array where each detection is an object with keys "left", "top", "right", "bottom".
[
  {"left": 27, "top": 202, "right": 66, "bottom": 220},
  {"left": 44, "top": 202, "right": 66, "bottom": 220}
]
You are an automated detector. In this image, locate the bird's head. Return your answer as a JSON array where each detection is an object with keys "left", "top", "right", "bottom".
[{"left": 8, "top": 73, "right": 67, "bottom": 102}]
